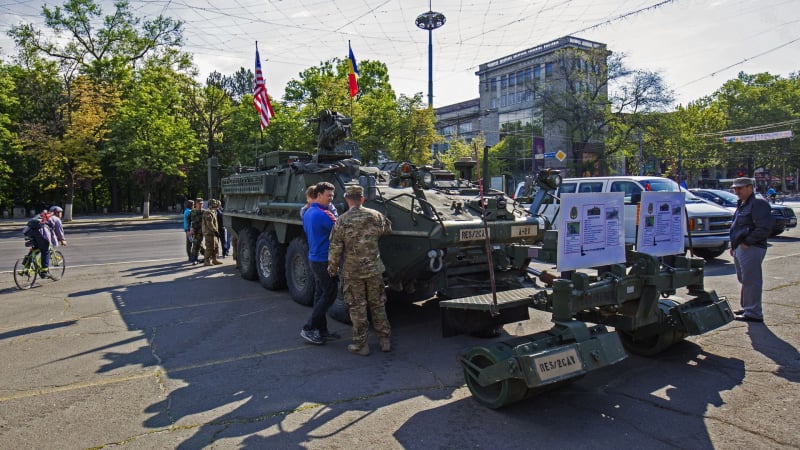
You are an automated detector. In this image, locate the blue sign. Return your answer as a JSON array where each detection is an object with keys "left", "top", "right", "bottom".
[{"left": 543, "top": 152, "right": 556, "bottom": 159}]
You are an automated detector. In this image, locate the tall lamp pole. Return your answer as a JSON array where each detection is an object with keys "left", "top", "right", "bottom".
[{"left": 416, "top": 5, "right": 445, "bottom": 108}]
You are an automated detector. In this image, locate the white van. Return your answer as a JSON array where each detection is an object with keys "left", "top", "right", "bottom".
[{"left": 525, "top": 176, "right": 733, "bottom": 260}]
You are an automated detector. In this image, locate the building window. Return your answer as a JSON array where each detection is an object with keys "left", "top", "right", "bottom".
[
  {"left": 516, "top": 92, "right": 523, "bottom": 103},
  {"left": 534, "top": 66, "right": 541, "bottom": 79},
  {"left": 490, "top": 78, "right": 497, "bottom": 91},
  {"left": 525, "top": 68, "right": 532, "bottom": 82},
  {"left": 501, "top": 75, "right": 507, "bottom": 89},
  {"left": 545, "top": 63, "right": 553, "bottom": 77},
  {"left": 509, "top": 72, "right": 515, "bottom": 87},
  {"left": 458, "top": 122, "right": 473, "bottom": 134},
  {"left": 491, "top": 98, "right": 497, "bottom": 109},
  {"left": 501, "top": 95, "right": 507, "bottom": 107}
]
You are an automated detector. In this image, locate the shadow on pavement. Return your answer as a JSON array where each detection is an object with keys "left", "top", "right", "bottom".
[{"left": 394, "top": 341, "right": 745, "bottom": 449}]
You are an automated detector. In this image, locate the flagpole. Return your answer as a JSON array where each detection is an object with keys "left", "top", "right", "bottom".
[{"left": 348, "top": 40, "right": 353, "bottom": 117}]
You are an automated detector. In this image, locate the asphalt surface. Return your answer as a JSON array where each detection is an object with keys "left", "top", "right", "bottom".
[{"left": 0, "top": 206, "right": 798, "bottom": 449}]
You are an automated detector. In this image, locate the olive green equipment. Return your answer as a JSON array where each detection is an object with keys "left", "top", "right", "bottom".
[{"left": 219, "top": 111, "right": 733, "bottom": 409}]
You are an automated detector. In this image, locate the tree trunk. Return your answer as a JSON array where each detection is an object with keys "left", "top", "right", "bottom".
[
  {"left": 143, "top": 189, "right": 151, "bottom": 219},
  {"left": 65, "top": 171, "right": 76, "bottom": 222}
]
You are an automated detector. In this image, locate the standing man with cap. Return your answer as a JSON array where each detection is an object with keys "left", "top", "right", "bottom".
[
  {"left": 328, "top": 184, "right": 392, "bottom": 355},
  {"left": 729, "top": 177, "right": 774, "bottom": 323}
]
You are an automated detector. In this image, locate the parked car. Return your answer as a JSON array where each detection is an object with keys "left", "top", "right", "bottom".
[
  {"left": 528, "top": 176, "right": 733, "bottom": 260},
  {"left": 690, "top": 188, "right": 797, "bottom": 236}
]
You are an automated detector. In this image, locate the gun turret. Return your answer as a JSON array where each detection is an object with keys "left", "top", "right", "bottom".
[{"left": 311, "top": 109, "right": 361, "bottom": 163}]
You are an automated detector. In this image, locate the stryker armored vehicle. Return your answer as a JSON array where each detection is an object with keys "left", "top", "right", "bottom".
[
  {"left": 222, "top": 110, "right": 733, "bottom": 409},
  {"left": 221, "top": 109, "right": 546, "bottom": 330}
]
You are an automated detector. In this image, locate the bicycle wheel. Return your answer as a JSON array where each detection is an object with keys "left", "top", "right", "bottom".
[
  {"left": 13, "top": 257, "right": 37, "bottom": 290},
  {"left": 48, "top": 250, "right": 66, "bottom": 281}
]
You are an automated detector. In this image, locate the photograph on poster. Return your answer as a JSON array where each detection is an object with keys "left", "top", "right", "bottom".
[
  {"left": 557, "top": 193, "right": 625, "bottom": 272},
  {"left": 636, "top": 191, "right": 685, "bottom": 257}
]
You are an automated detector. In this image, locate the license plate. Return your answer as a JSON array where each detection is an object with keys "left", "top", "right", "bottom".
[
  {"left": 511, "top": 224, "right": 538, "bottom": 237},
  {"left": 533, "top": 347, "right": 583, "bottom": 382},
  {"left": 459, "top": 228, "right": 487, "bottom": 241}
]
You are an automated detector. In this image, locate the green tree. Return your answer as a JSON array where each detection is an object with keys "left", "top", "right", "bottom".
[
  {"left": 529, "top": 48, "right": 673, "bottom": 176},
  {"left": 0, "top": 64, "right": 22, "bottom": 212},
  {"left": 107, "top": 64, "right": 202, "bottom": 217},
  {"left": 389, "top": 94, "right": 436, "bottom": 165},
  {"left": 711, "top": 72, "right": 800, "bottom": 190}
]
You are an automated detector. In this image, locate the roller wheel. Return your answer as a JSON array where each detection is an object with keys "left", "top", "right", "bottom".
[
  {"left": 256, "top": 231, "right": 286, "bottom": 290},
  {"left": 285, "top": 237, "right": 314, "bottom": 306},
  {"left": 462, "top": 347, "right": 529, "bottom": 409},
  {"left": 617, "top": 299, "right": 688, "bottom": 356}
]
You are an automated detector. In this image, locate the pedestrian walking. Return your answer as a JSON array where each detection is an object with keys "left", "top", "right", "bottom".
[
  {"left": 183, "top": 200, "right": 194, "bottom": 262},
  {"left": 189, "top": 198, "right": 204, "bottom": 265},
  {"left": 729, "top": 177, "right": 775, "bottom": 322},
  {"left": 328, "top": 184, "right": 392, "bottom": 355},
  {"left": 300, "top": 182, "right": 340, "bottom": 345}
]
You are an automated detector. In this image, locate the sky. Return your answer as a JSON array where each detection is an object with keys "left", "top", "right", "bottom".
[{"left": 0, "top": 0, "right": 798, "bottom": 109}]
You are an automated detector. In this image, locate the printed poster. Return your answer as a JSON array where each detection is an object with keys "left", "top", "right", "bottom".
[
  {"left": 557, "top": 192, "right": 625, "bottom": 272},
  {"left": 636, "top": 191, "right": 685, "bottom": 257}
]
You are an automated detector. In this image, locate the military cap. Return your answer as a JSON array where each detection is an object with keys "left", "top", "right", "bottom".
[
  {"left": 731, "top": 177, "right": 754, "bottom": 188},
  {"left": 345, "top": 184, "right": 363, "bottom": 198}
]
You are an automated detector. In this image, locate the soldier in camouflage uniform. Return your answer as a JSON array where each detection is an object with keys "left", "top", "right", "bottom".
[
  {"left": 202, "top": 199, "right": 224, "bottom": 266},
  {"left": 189, "top": 198, "right": 205, "bottom": 265},
  {"left": 328, "top": 184, "right": 392, "bottom": 356}
]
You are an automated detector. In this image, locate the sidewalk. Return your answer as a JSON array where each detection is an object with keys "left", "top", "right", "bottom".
[{"left": 0, "top": 212, "right": 182, "bottom": 231}]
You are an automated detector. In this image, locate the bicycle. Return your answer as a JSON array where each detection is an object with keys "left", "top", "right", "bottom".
[{"left": 13, "top": 240, "right": 66, "bottom": 290}]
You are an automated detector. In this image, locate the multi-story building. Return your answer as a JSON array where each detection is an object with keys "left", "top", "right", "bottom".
[{"left": 435, "top": 35, "right": 609, "bottom": 178}]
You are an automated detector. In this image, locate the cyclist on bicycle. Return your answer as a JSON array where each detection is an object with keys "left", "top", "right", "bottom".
[
  {"left": 22, "top": 208, "right": 66, "bottom": 278},
  {"left": 48, "top": 205, "right": 68, "bottom": 248},
  {"left": 766, "top": 186, "right": 777, "bottom": 204}
]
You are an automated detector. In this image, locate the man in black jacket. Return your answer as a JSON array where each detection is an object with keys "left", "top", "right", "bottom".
[{"left": 729, "top": 177, "right": 775, "bottom": 322}]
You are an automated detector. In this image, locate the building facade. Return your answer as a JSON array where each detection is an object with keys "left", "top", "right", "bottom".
[{"left": 435, "top": 35, "right": 609, "bottom": 178}]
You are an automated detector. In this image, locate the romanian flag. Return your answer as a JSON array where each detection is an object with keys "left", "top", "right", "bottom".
[{"left": 348, "top": 43, "right": 359, "bottom": 97}]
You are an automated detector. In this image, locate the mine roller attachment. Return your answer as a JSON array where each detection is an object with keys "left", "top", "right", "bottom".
[{"left": 460, "top": 323, "right": 627, "bottom": 409}]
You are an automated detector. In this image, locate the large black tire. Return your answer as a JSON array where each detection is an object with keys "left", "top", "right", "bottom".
[
  {"left": 328, "top": 295, "right": 352, "bottom": 325},
  {"left": 237, "top": 227, "right": 258, "bottom": 281},
  {"left": 256, "top": 231, "right": 286, "bottom": 290},
  {"left": 285, "top": 237, "right": 315, "bottom": 306}
]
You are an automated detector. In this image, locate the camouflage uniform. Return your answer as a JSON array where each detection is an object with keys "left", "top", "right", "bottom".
[
  {"left": 189, "top": 199, "right": 204, "bottom": 264},
  {"left": 202, "top": 199, "right": 223, "bottom": 266},
  {"left": 328, "top": 185, "right": 392, "bottom": 351}
]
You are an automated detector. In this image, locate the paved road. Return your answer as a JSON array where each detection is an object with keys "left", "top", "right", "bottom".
[{"left": 0, "top": 220, "right": 798, "bottom": 449}]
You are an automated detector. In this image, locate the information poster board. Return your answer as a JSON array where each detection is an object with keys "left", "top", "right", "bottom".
[
  {"left": 557, "top": 192, "right": 625, "bottom": 272},
  {"left": 636, "top": 191, "right": 685, "bottom": 257}
]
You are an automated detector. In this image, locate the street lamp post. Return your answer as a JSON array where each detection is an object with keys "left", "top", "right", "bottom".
[{"left": 416, "top": 6, "right": 445, "bottom": 108}]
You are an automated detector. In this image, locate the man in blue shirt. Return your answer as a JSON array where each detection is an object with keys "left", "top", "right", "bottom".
[
  {"left": 301, "top": 182, "right": 341, "bottom": 345},
  {"left": 183, "top": 200, "right": 194, "bottom": 262}
]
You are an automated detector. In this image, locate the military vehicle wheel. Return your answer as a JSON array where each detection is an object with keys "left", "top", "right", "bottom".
[
  {"left": 237, "top": 227, "right": 258, "bottom": 281},
  {"left": 328, "top": 296, "right": 352, "bottom": 325},
  {"left": 617, "top": 299, "right": 687, "bottom": 356},
  {"left": 286, "top": 237, "right": 314, "bottom": 306},
  {"left": 256, "top": 231, "right": 286, "bottom": 290},
  {"left": 462, "top": 347, "right": 529, "bottom": 409}
]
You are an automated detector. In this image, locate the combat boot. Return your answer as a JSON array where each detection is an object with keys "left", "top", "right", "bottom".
[
  {"left": 347, "top": 343, "right": 370, "bottom": 356},
  {"left": 212, "top": 257, "right": 223, "bottom": 265},
  {"left": 379, "top": 337, "right": 391, "bottom": 352},
  {"left": 203, "top": 257, "right": 212, "bottom": 266}
]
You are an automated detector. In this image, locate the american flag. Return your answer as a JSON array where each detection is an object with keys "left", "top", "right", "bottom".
[{"left": 253, "top": 45, "right": 275, "bottom": 129}]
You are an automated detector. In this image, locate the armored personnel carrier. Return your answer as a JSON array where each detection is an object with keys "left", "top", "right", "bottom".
[
  {"left": 222, "top": 110, "right": 733, "bottom": 408},
  {"left": 221, "top": 110, "right": 546, "bottom": 333}
]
